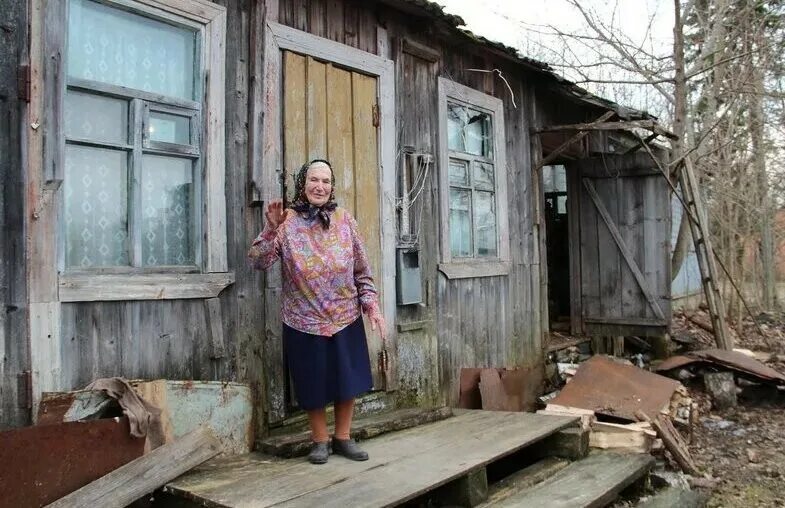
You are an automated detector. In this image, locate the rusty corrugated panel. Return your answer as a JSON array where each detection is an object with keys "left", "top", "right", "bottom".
[
  {"left": 655, "top": 349, "right": 785, "bottom": 384},
  {"left": 0, "top": 417, "right": 144, "bottom": 507},
  {"left": 551, "top": 355, "right": 681, "bottom": 421}
]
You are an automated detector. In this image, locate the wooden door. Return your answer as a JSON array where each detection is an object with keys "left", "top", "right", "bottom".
[
  {"left": 567, "top": 152, "right": 671, "bottom": 337},
  {"left": 278, "top": 50, "right": 384, "bottom": 410}
]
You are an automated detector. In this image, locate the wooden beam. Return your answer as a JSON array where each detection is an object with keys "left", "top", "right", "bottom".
[
  {"left": 537, "top": 120, "right": 677, "bottom": 140},
  {"left": 59, "top": 273, "right": 235, "bottom": 302},
  {"left": 582, "top": 179, "right": 666, "bottom": 320},
  {"left": 533, "top": 111, "right": 614, "bottom": 172},
  {"left": 623, "top": 132, "right": 659, "bottom": 155},
  {"left": 401, "top": 37, "right": 440, "bottom": 62},
  {"left": 46, "top": 427, "right": 221, "bottom": 508}
]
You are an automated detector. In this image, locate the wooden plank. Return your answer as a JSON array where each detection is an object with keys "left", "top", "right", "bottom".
[
  {"left": 248, "top": 0, "right": 278, "bottom": 204},
  {"left": 168, "top": 412, "right": 577, "bottom": 508},
  {"left": 534, "top": 111, "right": 615, "bottom": 172},
  {"left": 58, "top": 273, "right": 234, "bottom": 302},
  {"left": 307, "top": 0, "right": 326, "bottom": 37},
  {"left": 283, "top": 51, "right": 307, "bottom": 203},
  {"left": 325, "top": 0, "right": 345, "bottom": 44},
  {"left": 306, "top": 57, "right": 328, "bottom": 160},
  {"left": 326, "top": 64, "right": 355, "bottom": 214},
  {"left": 202, "top": 8, "right": 228, "bottom": 272},
  {"left": 276, "top": 412, "right": 578, "bottom": 508},
  {"left": 637, "top": 411, "right": 699, "bottom": 476},
  {"left": 0, "top": 0, "right": 30, "bottom": 427},
  {"left": 490, "top": 452, "right": 654, "bottom": 508},
  {"left": 263, "top": 286, "right": 286, "bottom": 424},
  {"left": 402, "top": 38, "right": 440, "bottom": 62},
  {"left": 352, "top": 71, "right": 384, "bottom": 389},
  {"left": 46, "top": 427, "right": 220, "bottom": 508},
  {"left": 482, "top": 458, "right": 571, "bottom": 506},
  {"left": 537, "top": 120, "right": 676, "bottom": 140},
  {"left": 578, "top": 172, "right": 601, "bottom": 325},
  {"left": 620, "top": 176, "right": 646, "bottom": 324},
  {"left": 204, "top": 298, "right": 226, "bottom": 359},
  {"left": 566, "top": 166, "right": 583, "bottom": 335},
  {"left": 582, "top": 179, "right": 665, "bottom": 320},
  {"left": 594, "top": 178, "right": 622, "bottom": 323},
  {"left": 29, "top": 302, "right": 62, "bottom": 418}
]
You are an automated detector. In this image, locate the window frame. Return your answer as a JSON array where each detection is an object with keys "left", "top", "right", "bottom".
[
  {"left": 55, "top": 0, "right": 230, "bottom": 302},
  {"left": 437, "top": 77, "right": 510, "bottom": 279}
]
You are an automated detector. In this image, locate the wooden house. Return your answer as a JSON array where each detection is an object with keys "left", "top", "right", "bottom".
[{"left": 0, "top": 0, "right": 672, "bottom": 435}]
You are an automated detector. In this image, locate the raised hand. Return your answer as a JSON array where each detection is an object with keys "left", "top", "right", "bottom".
[{"left": 265, "top": 199, "right": 286, "bottom": 230}]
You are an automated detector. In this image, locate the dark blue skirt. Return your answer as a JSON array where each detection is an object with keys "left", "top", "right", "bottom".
[{"left": 283, "top": 316, "right": 373, "bottom": 410}]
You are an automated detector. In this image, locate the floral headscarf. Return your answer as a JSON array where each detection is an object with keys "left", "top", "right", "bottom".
[{"left": 290, "top": 159, "right": 338, "bottom": 229}]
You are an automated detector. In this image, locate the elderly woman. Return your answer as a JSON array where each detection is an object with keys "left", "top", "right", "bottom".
[{"left": 248, "top": 159, "right": 386, "bottom": 465}]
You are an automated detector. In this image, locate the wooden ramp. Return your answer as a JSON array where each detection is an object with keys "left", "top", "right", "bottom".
[
  {"left": 165, "top": 411, "right": 576, "bottom": 508},
  {"left": 482, "top": 452, "right": 654, "bottom": 508}
]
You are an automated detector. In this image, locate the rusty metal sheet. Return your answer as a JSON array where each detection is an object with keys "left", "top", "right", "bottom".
[
  {"left": 655, "top": 349, "right": 785, "bottom": 384},
  {"left": 551, "top": 355, "right": 682, "bottom": 421},
  {"left": 0, "top": 417, "right": 145, "bottom": 507}
]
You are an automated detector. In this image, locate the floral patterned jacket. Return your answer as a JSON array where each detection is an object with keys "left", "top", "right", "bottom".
[{"left": 248, "top": 207, "right": 381, "bottom": 337}]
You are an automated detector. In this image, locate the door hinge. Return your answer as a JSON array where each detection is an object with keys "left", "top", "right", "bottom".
[
  {"left": 17, "top": 370, "right": 32, "bottom": 409},
  {"left": 372, "top": 103, "right": 380, "bottom": 127},
  {"left": 18, "top": 64, "right": 31, "bottom": 102}
]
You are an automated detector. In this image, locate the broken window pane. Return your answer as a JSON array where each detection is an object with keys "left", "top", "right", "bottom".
[
  {"left": 447, "top": 103, "right": 493, "bottom": 157},
  {"left": 449, "top": 188, "right": 472, "bottom": 257},
  {"left": 474, "top": 162, "right": 495, "bottom": 190},
  {"left": 475, "top": 190, "right": 497, "bottom": 257}
]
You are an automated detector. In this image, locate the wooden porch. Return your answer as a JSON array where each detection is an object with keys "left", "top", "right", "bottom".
[{"left": 163, "top": 410, "right": 653, "bottom": 508}]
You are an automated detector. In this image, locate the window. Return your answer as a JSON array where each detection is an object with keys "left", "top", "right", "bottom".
[
  {"left": 61, "top": 0, "right": 226, "bottom": 273},
  {"left": 55, "top": 0, "right": 229, "bottom": 302},
  {"left": 438, "top": 78, "right": 510, "bottom": 277}
]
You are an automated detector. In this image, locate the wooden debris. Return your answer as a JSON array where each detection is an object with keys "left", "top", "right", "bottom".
[
  {"left": 536, "top": 404, "right": 595, "bottom": 431},
  {"left": 589, "top": 422, "right": 656, "bottom": 454},
  {"left": 46, "top": 426, "right": 220, "bottom": 508},
  {"left": 636, "top": 410, "right": 699, "bottom": 476}
]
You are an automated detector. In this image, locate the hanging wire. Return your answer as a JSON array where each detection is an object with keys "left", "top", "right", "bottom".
[{"left": 465, "top": 68, "right": 517, "bottom": 108}]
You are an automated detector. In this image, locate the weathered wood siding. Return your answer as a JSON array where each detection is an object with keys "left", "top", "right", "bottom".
[
  {"left": 51, "top": 0, "right": 267, "bottom": 410},
  {"left": 8, "top": 0, "right": 630, "bottom": 430},
  {"left": 1, "top": 0, "right": 30, "bottom": 429}
]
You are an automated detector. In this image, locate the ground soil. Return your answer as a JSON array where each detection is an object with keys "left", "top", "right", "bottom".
[{"left": 672, "top": 310, "right": 785, "bottom": 507}]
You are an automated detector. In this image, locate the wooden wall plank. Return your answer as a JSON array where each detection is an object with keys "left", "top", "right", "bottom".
[
  {"left": 283, "top": 51, "right": 307, "bottom": 200},
  {"left": 595, "top": 177, "right": 622, "bottom": 321},
  {"left": 0, "top": 0, "right": 31, "bottom": 429},
  {"left": 352, "top": 71, "right": 384, "bottom": 388},
  {"left": 326, "top": 65, "right": 355, "bottom": 215},
  {"left": 308, "top": 0, "right": 326, "bottom": 38},
  {"left": 325, "top": 0, "right": 345, "bottom": 44},
  {"left": 306, "top": 57, "right": 328, "bottom": 160},
  {"left": 620, "top": 176, "right": 646, "bottom": 321}
]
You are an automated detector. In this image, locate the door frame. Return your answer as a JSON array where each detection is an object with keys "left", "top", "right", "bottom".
[{"left": 260, "top": 22, "right": 397, "bottom": 423}]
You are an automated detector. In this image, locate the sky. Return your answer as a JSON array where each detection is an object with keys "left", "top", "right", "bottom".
[{"left": 437, "top": 0, "right": 675, "bottom": 117}]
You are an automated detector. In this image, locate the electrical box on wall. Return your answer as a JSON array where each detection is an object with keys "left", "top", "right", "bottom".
[{"left": 396, "top": 248, "right": 422, "bottom": 305}]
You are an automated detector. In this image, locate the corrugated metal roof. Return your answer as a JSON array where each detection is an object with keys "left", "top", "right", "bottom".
[{"left": 386, "top": 0, "right": 655, "bottom": 121}]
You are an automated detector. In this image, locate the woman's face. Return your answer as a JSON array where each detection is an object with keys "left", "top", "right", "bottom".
[{"left": 304, "top": 164, "right": 332, "bottom": 206}]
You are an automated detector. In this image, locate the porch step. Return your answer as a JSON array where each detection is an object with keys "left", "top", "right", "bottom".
[
  {"left": 481, "top": 451, "right": 655, "bottom": 508},
  {"left": 258, "top": 406, "right": 453, "bottom": 457},
  {"left": 165, "top": 410, "right": 578, "bottom": 508}
]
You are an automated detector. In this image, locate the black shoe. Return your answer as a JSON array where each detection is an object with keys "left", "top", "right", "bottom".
[
  {"left": 332, "top": 438, "right": 369, "bottom": 461},
  {"left": 308, "top": 441, "right": 330, "bottom": 464}
]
